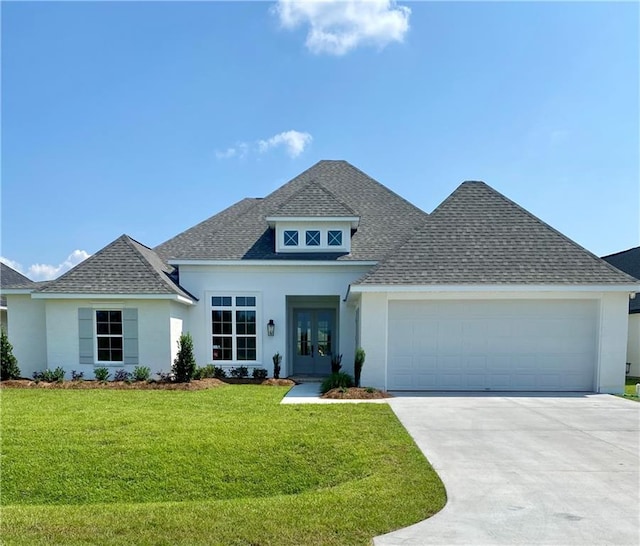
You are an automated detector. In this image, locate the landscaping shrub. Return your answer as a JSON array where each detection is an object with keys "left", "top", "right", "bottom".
[
  {"left": 230, "top": 366, "right": 249, "bottom": 378},
  {"left": 320, "top": 372, "right": 354, "bottom": 394},
  {"left": 94, "top": 367, "right": 110, "bottom": 382},
  {"left": 173, "top": 332, "right": 197, "bottom": 382},
  {"left": 272, "top": 352, "right": 282, "bottom": 379},
  {"left": 156, "top": 370, "right": 174, "bottom": 382},
  {"left": 330, "top": 353, "right": 343, "bottom": 374},
  {"left": 1, "top": 327, "right": 20, "bottom": 380},
  {"left": 354, "top": 347, "right": 366, "bottom": 387},
  {"left": 214, "top": 366, "right": 227, "bottom": 379},
  {"left": 114, "top": 369, "right": 132, "bottom": 382},
  {"left": 132, "top": 366, "right": 151, "bottom": 382},
  {"left": 33, "top": 367, "right": 65, "bottom": 383},
  {"left": 196, "top": 364, "right": 217, "bottom": 379},
  {"left": 252, "top": 368, "right": 268, "bottom": 380},
  {"left": 71, "top": 370, "right": 84, "bottom": 381}
]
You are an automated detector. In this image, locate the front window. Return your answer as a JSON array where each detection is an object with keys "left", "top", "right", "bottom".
[
  {"left": 212, "top": 296, "right": 257, "bottom": 361},
  {"left": 328, "top": 230, "right": 342, "bottom": 246},
  {"left": 96, "top": 310, "right": 123, "bottom": 362},
  {"left": 284, "top": 230, "right": 298, "bottom": 246},
  {"left": 306, "top": 230, "right": 320, "bottom": 246}
]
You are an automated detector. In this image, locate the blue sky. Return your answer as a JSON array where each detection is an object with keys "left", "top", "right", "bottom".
[{"left": 2, "top": 0, "right": 638, "bottom": 280}]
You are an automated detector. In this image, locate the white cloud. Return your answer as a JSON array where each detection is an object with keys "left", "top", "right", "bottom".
[
  {"left": 1, "top": 250, "right": 91, "bottom": 282},
  {"left": 273, "top": 0, "right": 411, "bottom": 55},
  {"left": 258, "top": 130, "right": 313, "bottom": 158},
  {"left": 216, "top": 130, "right": 312, "bottom": 160}
]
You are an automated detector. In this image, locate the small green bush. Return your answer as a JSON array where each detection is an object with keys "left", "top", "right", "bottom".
[
  {"left": 71, "top": 370, "right": 84, "bottom": 381},
  {"left": 320, "top": 372, "right": 354, "bottom": 394},
  {"left": 196, "top": 364, "right": 217, "bottom": 379},
  {"left": 1, "top": 327, "right": 21, "bottom": 380},
  {"left": 214, "top": 366, "right": 227, "bottom": 379},
  {"left": 272, "top": 352, "right": 282, "bottom": 379},
  {"left": 173, "top": 332, "right": 197, "bottom": 383},
  {"left": 132, "top": 366, "right": 151, "bottom": 382},
  {"left": 94, "top": 367, "right": 110, "bottom": 382},
  {"left": 114, "top": 369, "right": 132, "bottom": 382},
  {"left": 330, "top": 353, "right": 343, "bottom": 374},
  {"left": 230, "top": 366, "right": 249, "bottom": 378},
  {"left": 33, "top": 367, "right": 65, "bottom": 383},
  {"left": 252, "top": 368, "right": 268, "bottom": 380},
  {"left": 354, "top": 347, "right": 366, "bottom": 387}
]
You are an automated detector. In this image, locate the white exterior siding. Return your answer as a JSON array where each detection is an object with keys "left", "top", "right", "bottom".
[
  {"left": 178, "top": 264, "right": 371, "bottom": 376},
  {"left": 41, "top": 299, "right": 175, "bottom": 379},
  {"left": 6, "top": 295, "right": 47, "bottom": 379},
  {"left": 628, "top": 314, "right": 640, "bottom": 377},
  {"left": 170, "top": 301, "right": 187, "bottom": 365},
  {"left": 358, "top": 290, "right": 630, "bottom": 394}
]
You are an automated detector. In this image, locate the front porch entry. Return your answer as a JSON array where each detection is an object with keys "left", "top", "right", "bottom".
[{"left": 288, "top": 296, "right": 339, "bottom": 377}]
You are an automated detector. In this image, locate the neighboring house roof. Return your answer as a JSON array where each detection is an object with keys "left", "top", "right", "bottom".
[
  {"left": 602, "top": 247, "right": 640, "bottom": 313},
  {"left": 155, "top": 160, "right": 428, "bottom": 261},
  {"left": 36, "top": 235, "right": 196, "bottom": 300},
  {"left": 355, "top": 181, "right": 639, "bottom": 286}
]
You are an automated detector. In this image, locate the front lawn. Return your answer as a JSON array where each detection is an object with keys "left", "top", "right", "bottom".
[{"left": 0, "top": 385, "right": 446, "bottom": 545}]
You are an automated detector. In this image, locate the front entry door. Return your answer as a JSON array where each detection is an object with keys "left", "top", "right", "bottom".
[{"left": 292, "top": 309, "right": 335, "bottom": 375}]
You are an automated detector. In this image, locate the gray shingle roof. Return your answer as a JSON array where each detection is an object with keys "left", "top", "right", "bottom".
[
  {"left": 271, "top": 180, "right": 358, "bottom": 217},
  {"left": 36, "top": 235, "right": 195, "bottom": 300},
  {"left": 1, "top": 263, "right": 35, "bottom": 289},
  {"left": 356, "top": 181, "right": 640, "bottom": 286},
  {"left": 1, "top": 263, "right": 36, "bottom": 306},
  {"left": 154, "top": 160, "right": 429, "bottom": 261},
  {"left": 602, "top": 247, "right": 640, "bottom": 312}
]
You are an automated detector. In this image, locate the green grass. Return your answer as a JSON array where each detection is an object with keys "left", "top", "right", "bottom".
[
  {"left": 622, "top": 376, "right": 640, "bottom": 401},
  {"left": 0, "top": 385, "right": 446, "bottom": 545}
]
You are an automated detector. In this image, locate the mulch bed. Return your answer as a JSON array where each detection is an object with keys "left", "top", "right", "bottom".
[
  {"left": 322, "top": 387, "right": 392, "bottom": 399},
  {"left": 0, "top": 378, "right": 296, "bottom": 390}
]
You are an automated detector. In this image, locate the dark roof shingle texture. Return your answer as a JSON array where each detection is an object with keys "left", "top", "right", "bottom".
[
  {"left": 272, "top": 181, "right": 358, "bottom": 217},
  {"left": 356, "top": 181, "right": 639, "bottom": 286},
  {"left": 1, "top": 263, "right": 35, "bottom": 289},
  {"left": 602, "top": 247, "right": 640, "bottom": 312},
  {"left": 37, "top": 235, "right": 195, "bottom": 299},
  {"left": 154, "top": 160, "right": 428, "bottom": 261}
]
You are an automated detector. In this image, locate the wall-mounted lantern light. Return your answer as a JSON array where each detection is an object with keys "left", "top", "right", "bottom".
[
  {"left": 267, "top": 319, "right": 275, "bottom": 337},
  {"left": 626, "top": 362, "right": 631, "bottom": 375}
]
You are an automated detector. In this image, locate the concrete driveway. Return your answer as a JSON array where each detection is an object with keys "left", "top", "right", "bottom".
[{"left": 375, "top": 393, "right": 640, "bottom": 546}]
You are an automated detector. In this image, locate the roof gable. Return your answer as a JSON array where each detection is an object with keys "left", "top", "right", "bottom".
[
  {"left": 357, "top": 181, "right": 639, "bottom": 286},
  {"left": 37, "top": 235, "right": 195, "bottom": 299},
  {"left": 270, "top": 180, "right": 358, "bottom": 218},
  {"left": 155, "top": 160, "right": 428, "bottom": 261}
]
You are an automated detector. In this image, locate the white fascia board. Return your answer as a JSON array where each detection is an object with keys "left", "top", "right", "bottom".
[
  {"left": 265, "top": 216, "right": 360, "bottom": 228},
  {"left": 31, "top": 293, "right": 196, "bottom": 305},
  {"left": 349, "top": 284, "right": 640, "bottom": 293},
  {"left": 169, "top": 259, "right": 378, "bottom": 267},
  {"left": 1, "top": 288, "right": 35, "bottom": 295}
]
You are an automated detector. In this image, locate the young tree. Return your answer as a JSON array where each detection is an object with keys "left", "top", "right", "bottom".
[
  {"left": 173, "top": 332, "right": 197, "bottom": 382},
  {"left": 1, "top": 327, "right": 21, "bottom": 380},
  {"left": 354, "top": 347, "right": 366, "bottom": 388}
]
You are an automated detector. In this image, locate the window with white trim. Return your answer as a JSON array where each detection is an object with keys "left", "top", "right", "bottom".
[
  {"left": 328, "top": 230, "right": 342, "bottom": 246},
  {"left": 211, "top": 296, "right": 257, "bottom": 361},
  {"left": 284, "top": 230, "right": 298, "bottom": 246},
  {"left": 96, "top": 310, "right": 123, "bottom": 362}
]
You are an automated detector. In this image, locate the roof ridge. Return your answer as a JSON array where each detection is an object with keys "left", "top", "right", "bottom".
[{"left": 271, "top": 178, "right": 358, "bottom": 217}]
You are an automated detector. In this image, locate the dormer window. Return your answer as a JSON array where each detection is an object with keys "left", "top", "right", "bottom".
[
  {"left": 306, "top": 230, "right": 320, "bottom": 246},
  {"left": 328, "top": 230, "right": 342, "bottom": 246},
  {"left": 284, "top": 230, "right": 298, "bottom": 246}
]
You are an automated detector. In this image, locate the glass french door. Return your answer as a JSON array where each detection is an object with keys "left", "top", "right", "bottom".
[{"left": 292, "top": 309, "right": 335, "bottom": 375}]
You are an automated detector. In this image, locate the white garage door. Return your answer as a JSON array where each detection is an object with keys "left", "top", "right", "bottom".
[{"left": 387, "top": 300, "right": 597, "bottom": 391}]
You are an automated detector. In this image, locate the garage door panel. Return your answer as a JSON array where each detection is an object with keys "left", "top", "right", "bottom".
[{"left": 387, "top": 300, "right": 597, "bottom": 392}]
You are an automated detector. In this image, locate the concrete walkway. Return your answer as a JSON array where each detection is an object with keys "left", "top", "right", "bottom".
[
  {"left": 374, "top": 393, "right": 640, "bottom": 545},
  {"left": 281, "top": 381, "right": 388, "bottom": 404}
]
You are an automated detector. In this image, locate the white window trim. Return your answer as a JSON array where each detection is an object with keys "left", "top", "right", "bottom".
[
  {"left": 94, "top": 308, "right": 124, "bottom": 366},
  {"left": 208, "top": 292, "right": 262, "bottom": 364}
]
